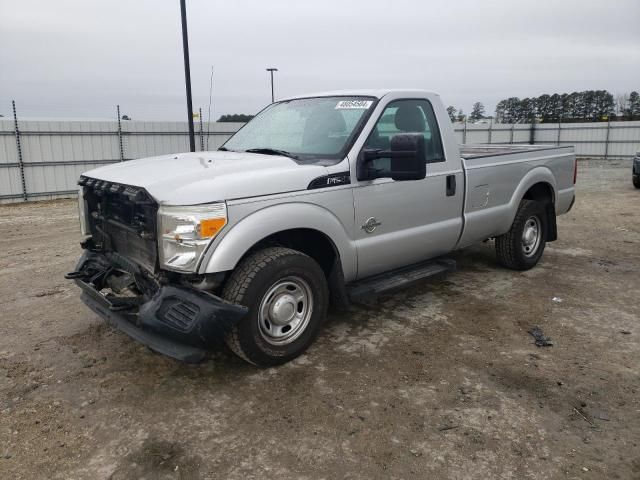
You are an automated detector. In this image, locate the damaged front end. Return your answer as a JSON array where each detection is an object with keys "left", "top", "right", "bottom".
[{"left": 66, "top": 177, "right": 247, "bottom": 363}]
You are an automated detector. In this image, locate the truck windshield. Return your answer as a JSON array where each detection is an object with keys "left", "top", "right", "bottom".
[{"left": 221, "top": 96, "right": 376, "bottom": 160}]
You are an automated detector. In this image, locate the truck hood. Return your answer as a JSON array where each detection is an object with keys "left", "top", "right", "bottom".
[{"left": 83, "top": 151, "right": 329, "bottom": 205}]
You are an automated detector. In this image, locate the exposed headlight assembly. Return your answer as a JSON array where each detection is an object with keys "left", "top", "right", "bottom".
[{"left": 158, "top": 203, "right": 227, "bottom": 272}]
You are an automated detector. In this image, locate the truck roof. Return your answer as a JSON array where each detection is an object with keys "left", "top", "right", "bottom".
[{"left": 281, "top": 89, "right": 440, "bottom": 101}]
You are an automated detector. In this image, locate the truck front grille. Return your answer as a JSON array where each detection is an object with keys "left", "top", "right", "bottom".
[{"left": 80, "top": 176, "right": 158, "bottom": 272}]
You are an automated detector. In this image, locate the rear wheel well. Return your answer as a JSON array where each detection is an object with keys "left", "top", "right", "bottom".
[
  {"left": 523, "top": 182, "right": 554, "bottom": 204},
  {"left": 522, "top": 182, "right": 557, "bottom": 241},
  {"left": 234, "top": 228, "right": 348, "bottom": 309}
]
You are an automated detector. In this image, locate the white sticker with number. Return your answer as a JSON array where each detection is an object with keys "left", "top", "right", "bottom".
[{"left": 335, "top": 100, "right": 373, "bottom": 110}]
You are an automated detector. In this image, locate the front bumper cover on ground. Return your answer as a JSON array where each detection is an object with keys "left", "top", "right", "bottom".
[{"left": 67, "top": 252, "right": 248, "bottom": 363}]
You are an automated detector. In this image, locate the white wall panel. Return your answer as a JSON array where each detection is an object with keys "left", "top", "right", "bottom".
[
  {"left": 0, "top": 120, "right": 19, "bottom": 164},
  {"left": 0, "top": 167, "right": 23, "bottom": 200}
]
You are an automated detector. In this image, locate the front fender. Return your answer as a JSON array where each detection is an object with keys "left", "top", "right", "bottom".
[{"left": 199, "top": 202, "right": 357, "bottom": 280}]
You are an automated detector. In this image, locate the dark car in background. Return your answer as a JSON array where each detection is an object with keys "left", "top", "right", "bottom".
[{"left": 634, "top": 152, "right": 640, "bottom": 189}]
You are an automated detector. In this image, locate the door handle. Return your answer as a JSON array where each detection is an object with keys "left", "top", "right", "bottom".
[{"left": 446, "top": 175, "right": 456, "bottom": 196}]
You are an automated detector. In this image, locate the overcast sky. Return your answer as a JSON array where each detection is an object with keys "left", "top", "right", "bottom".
[{"left": 1, "top": 0, "right": 639, "bottom": 120}]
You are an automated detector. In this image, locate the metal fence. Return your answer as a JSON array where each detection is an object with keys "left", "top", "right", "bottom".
[
  {"left": 1, "top": 111, "right": 639, "bottom": 204},
  {"left": 0, "top": 106, "right": 242, "bottom": 204},
  {"left": 453, "top": 120, "right": 640, "bottom": 159}
]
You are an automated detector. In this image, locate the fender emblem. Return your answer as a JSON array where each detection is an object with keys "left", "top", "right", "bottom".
[{"left": 362, "top": 217, "right": 381, "bottom": 234}]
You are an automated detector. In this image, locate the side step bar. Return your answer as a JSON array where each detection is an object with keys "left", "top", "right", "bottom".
[{"left": 347, "top": 258, "right": 456, "bottom": 303}]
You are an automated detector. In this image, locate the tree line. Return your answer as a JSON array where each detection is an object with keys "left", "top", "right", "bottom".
[
  {"left": 447, "top": 90, "right": 640, "bottom": 124},
  {"left": 217, "top": 114, "right": 255, "bottom": 123}
]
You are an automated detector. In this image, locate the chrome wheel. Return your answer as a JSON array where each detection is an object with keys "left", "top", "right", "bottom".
[
  {"left": 257, "top": 276, "right": 314, "bottom": 346},
  {"left": 522, "top": 215, "right": 542, "bottom": 257}
]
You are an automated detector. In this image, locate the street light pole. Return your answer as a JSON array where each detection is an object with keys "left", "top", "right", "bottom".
[
  {"left": 266, "top": 68, "right": 278, "bottom": 103},
  {"left": 180, "top": 0, "right": 196, "bottom": 152}
]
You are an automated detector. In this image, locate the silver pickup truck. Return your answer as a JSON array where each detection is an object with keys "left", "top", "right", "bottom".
[{"left": 67, "top": 90, "right": 576, "bottom": 366}]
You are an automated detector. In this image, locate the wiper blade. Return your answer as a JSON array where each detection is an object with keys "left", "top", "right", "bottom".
[
  {"left": 218, "top": 147, "right": 232, "bottom": 152},
  {"left": 245, "top": 148, "right": 298, "bottom": 159}
]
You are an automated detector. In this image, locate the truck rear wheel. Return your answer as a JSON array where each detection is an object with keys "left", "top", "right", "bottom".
[
  {"left": 222, "top": 247, "right": 329, "bottom": 366},
  {"left": 495, "top": 199, "right": 547, "bottom": 271},
  {"left": 633, "top": 175, "right": 640, "bottom": 189}
]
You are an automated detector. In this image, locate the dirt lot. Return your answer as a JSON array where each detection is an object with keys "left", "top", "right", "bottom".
[{"left": 0, "top": 160, "right": 638, "bottom": 480}]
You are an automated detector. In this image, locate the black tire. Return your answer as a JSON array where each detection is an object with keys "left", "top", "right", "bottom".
[
  {"left": 495, "top": 199, "right": 548, "bottom": 271},
  {"left": 633, "top": 175, "right": 640, "bottom": 189},
  {"left": 222, "top": 247, "right": 328, "bottom": 366}
]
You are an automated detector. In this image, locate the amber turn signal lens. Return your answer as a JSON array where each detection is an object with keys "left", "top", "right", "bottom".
[{"left": 200, "top": 218, "right": 227, "bottom": 238}]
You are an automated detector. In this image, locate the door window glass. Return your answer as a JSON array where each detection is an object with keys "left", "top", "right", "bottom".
[{"left": 363, "top": 99, "right": 445, "bottom": 173}]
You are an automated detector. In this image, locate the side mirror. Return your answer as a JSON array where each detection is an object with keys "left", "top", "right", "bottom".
[
  {"left": 388, "top": 133, "right": 426, "bottom": 181},
  {"left": 358, "top": 133, "right": 426, "bottom": 181}
]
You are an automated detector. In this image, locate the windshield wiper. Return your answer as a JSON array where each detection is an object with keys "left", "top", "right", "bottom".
[
  {"left": 218, "top": 147, "right": 232, "bottom": 152},
  {"left": 245, "top": 148, "right": 298, "bottom": 160}
]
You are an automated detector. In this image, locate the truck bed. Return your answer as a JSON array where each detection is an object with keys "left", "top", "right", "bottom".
[
  {"left": 460, "top": 144, "right": 573, "bottom": 160},
  {"left": 455, "top": 143, "right": 576, "bottom": 250}
]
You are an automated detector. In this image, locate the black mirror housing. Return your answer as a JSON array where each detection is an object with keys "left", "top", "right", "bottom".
[
  {"left": 358, "top": 133, "right": 427, "bottom": 181},
  {"left": 390, "top": 133, "right": 426, "bottom": 181}
]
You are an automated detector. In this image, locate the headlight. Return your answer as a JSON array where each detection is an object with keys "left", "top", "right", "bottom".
[
  {"left": 77, "top": 187, "right": 90, "bottom": 236},
  {"left": 158, "top": 203, "right": 227, "bottom": 272}
]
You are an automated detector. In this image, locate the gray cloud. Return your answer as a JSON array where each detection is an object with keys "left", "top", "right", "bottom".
[{"left": 1, "top": 0, "right": 638, "bottom": 120}]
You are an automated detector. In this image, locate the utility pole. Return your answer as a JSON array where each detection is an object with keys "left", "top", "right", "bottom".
[
  {"left": 266, "top": 68, "right": 278, "bottom": 103},
  {"left": 180, "top": 0, "right": 196, "bottom": 152}
]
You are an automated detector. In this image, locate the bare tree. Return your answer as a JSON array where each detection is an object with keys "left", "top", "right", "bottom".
[{"left": 615, "top": 94, "right": 629, "bottom": 117}]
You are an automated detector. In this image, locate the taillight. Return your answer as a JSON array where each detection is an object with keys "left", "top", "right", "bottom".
[{"left": 573, "top": 159, "right": 577, "bottom": 184}]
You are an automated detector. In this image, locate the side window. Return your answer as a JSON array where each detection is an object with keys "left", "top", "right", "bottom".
[{"left": 363, "top": 99, "right": 445, "bottom": 173}]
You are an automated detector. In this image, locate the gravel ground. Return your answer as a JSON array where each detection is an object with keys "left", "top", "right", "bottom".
[{"left": 0, "top": 160, "right": 638, "bottom": 480}]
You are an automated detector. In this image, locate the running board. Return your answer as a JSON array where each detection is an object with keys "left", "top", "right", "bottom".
[{"left": 347, "top": 258, "right": 456, "bottom": 303}]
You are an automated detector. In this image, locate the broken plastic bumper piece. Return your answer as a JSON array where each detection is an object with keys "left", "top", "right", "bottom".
[{"left": 66, "top": 252, "right": 247, "bottom": 363}]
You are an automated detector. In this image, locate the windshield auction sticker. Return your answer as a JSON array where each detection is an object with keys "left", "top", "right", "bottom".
[{"left": 335, "top": 100, "right": 373, "bottom": 109}]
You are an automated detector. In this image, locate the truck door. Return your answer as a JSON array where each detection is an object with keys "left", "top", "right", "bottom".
[{"left": 352, "top": 98, "right": 464, "bottom": 279}]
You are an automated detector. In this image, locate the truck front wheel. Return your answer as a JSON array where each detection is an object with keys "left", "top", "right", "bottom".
[
  {"left": 495, "top": 199, "right": 548, "bottom": 271},
  {"left": 633, "top": 175, "right": 640, "bottom": 189},
  {"left": 222, "top": 247, "right": 329, "bottom": 366}
]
